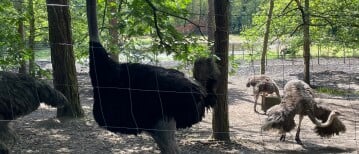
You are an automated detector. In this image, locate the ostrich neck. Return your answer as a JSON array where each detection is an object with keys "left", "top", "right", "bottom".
[
  {"left": 314, "top": 111, "right": 337, "bottom": 127},
  {"left": 86, "top": 0, "right": 100, "bottom": 43}
]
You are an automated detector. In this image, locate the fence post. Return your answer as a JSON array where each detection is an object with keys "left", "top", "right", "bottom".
[
  {"left": 317, "top": 43, "right": 321, "bottom": 65},
  {"left": 343, "top": 44, "right": 346, "bottom": 64},
  {"left": 232, "top": 43, "right": 235, "bottom": 61}
]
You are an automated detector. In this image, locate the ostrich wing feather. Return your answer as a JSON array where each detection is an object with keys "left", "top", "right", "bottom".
[
  {"left": 314, "top": 105, "right": 346, "bottom": 137},
  {"left": 0, "top": 71, "right": 67, "bottom": 120},
  {"left": 90, "top": 42, "right": 213, "bottom": 135},
  {"left": 262, "top": 102, "right": 296, "bottom": 132}
]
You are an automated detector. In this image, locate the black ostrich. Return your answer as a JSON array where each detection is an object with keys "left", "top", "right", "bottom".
[
  {"left": 0, "top": 71, "right": 68, "bottom": 153},
  {"left": 262, "top": 79, "right": 346, "bottom": 145},
  {"left": 86, "top": 0, "right": 220, "bottom": 153}
]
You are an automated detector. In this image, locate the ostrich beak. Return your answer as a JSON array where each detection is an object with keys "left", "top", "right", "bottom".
[{"left": 336, "top": 112, "right": 343, "bottom": 116}]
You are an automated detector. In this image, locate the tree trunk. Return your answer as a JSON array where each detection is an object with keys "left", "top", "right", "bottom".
[
  {"left": 295, "top": 0, "right": 311, "bottom": 85},
  {"left": 303, "top": 0, "right": 310, "bottom": 85},
  {"left": 261, "top": 0, "right": 274, "bottom": 75},
  {"left": 108, "top": 0, "right": 119, "bottom": 62},
  {"left": 212, "top": 0, "right": 230, "bottom": 141},
  {"left": 207, "top": 0, "right": 215, "bottom": 53},
  {"left": 14, "top": 0, "right": 27, "bottom": 74},
  {"left": 28, "top": 0, "right": 36, "bottom": 77},
  {"left": 46, "top": 0, "right": 84, "bottom": 118}
]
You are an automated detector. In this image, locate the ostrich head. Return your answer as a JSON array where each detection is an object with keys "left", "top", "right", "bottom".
[
  {"left": 246, "top": 75, "right": 271, "bottom": 87},
  {"left": 331, "top": 110, "right": 342, "bottom": 116},
  {"left": 246, "top": 76, "right": 256, "bottom": 87},
  {"left": 35, "top": 81, "right": 68, "bottom": 109}
]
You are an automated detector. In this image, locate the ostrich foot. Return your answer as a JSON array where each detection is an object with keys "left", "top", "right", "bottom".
[
  {"left": 279, "top": 134, "right": 286, "bottom": 142},
  {"left": 254, "top": 109, "right": 266, "bottom": 115},
  {"left": 295, "top": 137, "right": 303, "bottom": 145}
]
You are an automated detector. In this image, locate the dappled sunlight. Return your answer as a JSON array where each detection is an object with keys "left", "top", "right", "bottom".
[{"left": 7, "top": 58, "right": 358, "bottom": 153}]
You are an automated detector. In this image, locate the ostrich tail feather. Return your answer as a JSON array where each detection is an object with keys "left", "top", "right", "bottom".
[
  {"left": 314, "top": 117, "right": 346, "bottom": 137},
  {"left": 262, "top": 104, "right": 296, "bottom": 132},
  {"left": 314, "top": 105, "right": 346, "bottom": 137},
  {"left": 36, "top": 81, "right": 68, "bottom": 108}
]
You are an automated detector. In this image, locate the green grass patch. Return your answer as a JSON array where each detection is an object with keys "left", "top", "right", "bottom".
[{"left": 315, "top": 87, "right": 349, "bottom": 96}]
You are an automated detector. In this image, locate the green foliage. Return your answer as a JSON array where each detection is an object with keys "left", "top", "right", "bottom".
[
  {"left": 241, "top": 0, "right": 359, "bottom": 58},
  {"left": 233, "top": 0, "right": 263, "bottom": 33},
  {"left": 0, "top": 0, "right": 23, "bottom": 70},
  {"left": 96, "top": 0, "right": 209, "bottom": 64},
  {"left": 1, "top": 0, "right": 358, "bottom": 71}
]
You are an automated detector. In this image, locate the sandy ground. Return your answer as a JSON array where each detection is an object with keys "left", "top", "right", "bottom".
[{"left": 9, "top": 58, "right": 359, "bottom": 153}]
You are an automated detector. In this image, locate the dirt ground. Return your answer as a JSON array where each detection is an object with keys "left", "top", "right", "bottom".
[{"left": 10, "top": 58, "right": 359, "bottom": 153}]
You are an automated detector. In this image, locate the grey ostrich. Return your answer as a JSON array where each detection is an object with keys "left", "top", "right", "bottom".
[
  {"left": 246, "top": 75, "right": 280, "bottom": 114},
  {"left": 0, "top": 71, "right": 68, "bottom": 153},
  {"left": 262, "top": 79, "right": 346, "bottom": 145}
]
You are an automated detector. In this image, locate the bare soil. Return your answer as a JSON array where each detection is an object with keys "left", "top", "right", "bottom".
[{"left": 10, "top": 58, "right": 359, "bottom": 153}]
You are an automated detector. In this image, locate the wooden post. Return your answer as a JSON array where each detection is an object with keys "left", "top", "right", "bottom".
[
  {"left": 317, "top": 42, "right": 321, "bottom": 65},
  {"left": 232, "top": 43, "right": 235, "bottom": 61},
  {"left": 343, "top": 44, "right": 346, "bottom": 64}
]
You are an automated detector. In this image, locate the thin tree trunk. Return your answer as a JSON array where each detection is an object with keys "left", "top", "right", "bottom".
[
  {"left": 108, "top": 0, "right": 119, "bottom": 62},
  {"left": 303, "top": 0, "right": 310, "bottom": 85},
  {"left": 28, "top": 0, "right": 36, "bottom": 77},
  {"left": 14, "top": 0, "right": 27, "bottom": 74},
  {"left": 46, "top": 0, "right": 84, "bottom": 118},
  {"left": 295, "top": 0, "right": 311, "bottom": 85},
  {"left": 261, "top": 0, "right": 274, "bottom": 75},
  {"left": 212, "top": 0, "right": 230, "bottom": 141},
  {"left": 207, "top": 0, "right": 215, "bottom": 53}
]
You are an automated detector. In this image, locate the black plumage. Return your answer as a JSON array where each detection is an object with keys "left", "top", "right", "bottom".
[
  {"left": 89, "top": 42, "right": 219, "bottom": 153},
  {"left": 90, "top": 42, "right": 218, "bottom": 134},
  {"left": 86, "top": 1, "right": 219, "bottom": 152},
  {"left": 0, "top": 71, "right": 67, "bottom": 120},
  {"left": 313, "top": 104, "right": 346, "bottom": 137},
  {"left": 0, "top": 71, "right": 68, "bottom": 152}
]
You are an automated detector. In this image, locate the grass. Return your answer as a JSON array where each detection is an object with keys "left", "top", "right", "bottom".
[
  {"left": 310, "top": 45, "right": 358, "bottom": 58},
  {"left": 32, "top": 36, "right": 358, "bottom": 62},
  {"left": 315, "top": 87, "right": 352, "bottom": 96}
]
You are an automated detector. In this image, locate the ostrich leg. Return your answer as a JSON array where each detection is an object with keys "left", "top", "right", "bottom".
[
  {"left": 280, "top": 132, "right": 286, "bottom": 142},
  {"left": 0, "top": 116, "right": 16, "bottom": 153},
  {"left": 148, "top": 118, "right": 180, "bottom": 154},
  {"left": 254, "top": 94, "right": 266, "bottom": 115},
  {"left": 253, "top": 94, "right": 260, "bottom": 114},
  {"left": 295, "top": 115, "right": 304, "bottom": 145}
]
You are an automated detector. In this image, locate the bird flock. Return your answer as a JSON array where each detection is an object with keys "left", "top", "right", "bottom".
[
  {"left": 250, "top": 76, "right": 346, "bottom": 145},
  {"left": 0, "top": 1, "right": 347, "bottom": 153},
  {"left": 0, "top": 71, "right": 346, "bottom": 153}
]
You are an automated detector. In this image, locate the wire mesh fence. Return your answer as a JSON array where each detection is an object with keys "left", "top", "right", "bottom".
[{"left": 1, "top": 0, "right": 358, "bottom": 153}]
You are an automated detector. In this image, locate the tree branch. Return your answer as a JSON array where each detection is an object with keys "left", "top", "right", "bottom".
[
  {"left": 143, "top": 0, "right": 169, "bottom": 48},
  {"left": 281, "top": 0, "right": 295, "bottom": 15},
  {"left": 283, "top": 0, "right": 294, "bottom": 12},
  {"left": 311, "top": 14, "right": 334, "bottom": 27},
  {"left": 143, "top": 0, "right": 206, "bottom": 40},
  {"left": 290, "top": 23, "right": 303, "bottom": 36},
  {"left": 294, "top": 0, "right": 305, "bottom": 24}
]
